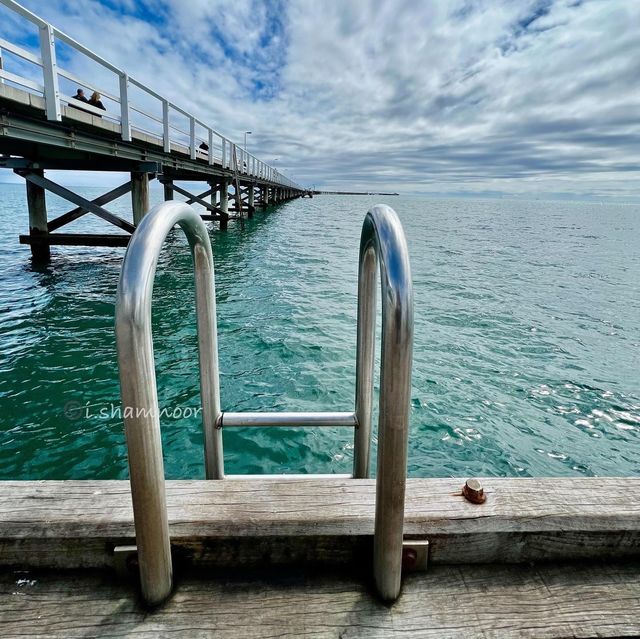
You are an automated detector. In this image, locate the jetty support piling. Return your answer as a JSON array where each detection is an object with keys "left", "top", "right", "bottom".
[
  {"left": 247, "top": 184, "right": 255, "bottom": 218},
  {"left": 25, "top": 168, "right": 49, "bottom": 261},
  {"left": 208, "top": 180, "right": 217, "bottom": 208},
  {"left": 220, "top": 179, "right": 229, "bottom": 230},
  {"left": 131, "top": 171, "right": 150, "bottom": 225},
  {"left": 163, "top": 178, "right": 173, "bottom": 201}
]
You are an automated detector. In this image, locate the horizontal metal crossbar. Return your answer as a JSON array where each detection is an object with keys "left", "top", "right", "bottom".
[
  {"left": 219, "top": 411, "right": 357, "bottom": 428},
  {"left": 225, "top": 474, "right": 353, "bottom": 480}
]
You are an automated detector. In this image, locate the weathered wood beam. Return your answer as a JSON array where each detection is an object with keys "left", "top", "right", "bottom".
[
  {"left": 164, "top": 181, "right": 222, "bottom": 215},
  {"left": 19, "top": 233, "right": 131, "bottom": 247},
  {"left": 163, "top": 178, "right": 173, "bottom": 201},
  {"left": 185, "top": 188, "right": 214, "bottom": 205},
  {"left": 18, "top": 171, "right": 135, "bottom": 233},
  {"left": 248, "top": 183, "right": 255, "bottom": 219},
  {"left": 0, "top": 562, "right": 639, "bottom": 638},
  {"left": 131, "top": 171, "right": 150, "bottom": 225},
  {"left": 219, "top": 179, "right": 229, "bottom": 230},
  {"left": 47, "top": 181, "right": 133, "bottom": 232},
  {"left": 24, "top": 168, "right": 49, "bottom": 261},
  {"left": 1, "top": 156, "right": 160, "bottom": 173},
  {"left": 0, "top": 478, "right": 638, "bottom": 570}
]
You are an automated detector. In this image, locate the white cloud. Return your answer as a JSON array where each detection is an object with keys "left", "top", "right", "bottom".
[{"left": 1, "top": 0, "right": 638, "bottom": 199}]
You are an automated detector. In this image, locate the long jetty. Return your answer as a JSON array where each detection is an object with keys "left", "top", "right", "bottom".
[{"left": 0, "top": 0, "right": 308, "bottom": 261}]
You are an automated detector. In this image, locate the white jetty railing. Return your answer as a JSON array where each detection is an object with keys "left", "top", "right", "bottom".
[{"left": 0, "top": 0, "right": 300, "bottom": 190}]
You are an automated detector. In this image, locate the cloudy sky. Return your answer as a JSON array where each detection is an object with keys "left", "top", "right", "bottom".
[{"left": 1, "top": 0, "right": 639, "bottom": 199}]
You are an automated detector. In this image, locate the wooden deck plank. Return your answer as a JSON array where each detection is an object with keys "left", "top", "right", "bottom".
[
  {"left": 0, "top": 561, "right": 639, "bottom": 638},
  {"left": 1, "top": 478, "right": 638, "bottom": 537},
  {"left": 0, "top": 478, "right": 638, "bottom": 569}
]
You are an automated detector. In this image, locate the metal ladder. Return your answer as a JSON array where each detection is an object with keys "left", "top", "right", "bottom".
[{"left": 115, "top": 201, "right": 413, "bottom": 606}]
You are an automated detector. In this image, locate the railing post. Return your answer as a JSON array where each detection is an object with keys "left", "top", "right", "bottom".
[
  {"left": 0, "top": 46, "right": 5, "bottom": 84},
  {"left": 354, "top": 205, "right": 413, "bottom": 602},
  {"left": 119, "top": 73, "right": 131, "bottom": 141},
  {"left": 162, "top": 100, "right": 170, "bottom": 153},
  {"left": 189, "top": 117, "right": 196, "bottom": 160},
  {"left": 38, "top": 24, "right": 61, "bottom": 121},
  {"left": 208, "top": 129, "right": 214, "bottom": 166},
  {"left": 222, "top": 139, "right": 227, "bottom": 168}
]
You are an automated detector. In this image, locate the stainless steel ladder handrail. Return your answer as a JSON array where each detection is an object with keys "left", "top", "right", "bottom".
[
  {"left": 115, "top": 201, "right": 222, "bottom": 605},
  {"left": 115, "top": 201, "right": 413, "bottom": 605}
]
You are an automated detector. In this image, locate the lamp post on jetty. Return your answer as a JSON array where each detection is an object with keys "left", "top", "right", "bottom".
[{"left": 244, "top": 131, "right": 252, "bottom": 151}]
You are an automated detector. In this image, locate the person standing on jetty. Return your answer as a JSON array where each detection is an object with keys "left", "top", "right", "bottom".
[
  {"left": 70, "top": 88, "right": 90, "bottom": 113},
  {"left": 88, "top": 91, "right": 106, "bottom": 116},
  {"left": 72, "top": 88, "right": 88, "bottom": 104}
]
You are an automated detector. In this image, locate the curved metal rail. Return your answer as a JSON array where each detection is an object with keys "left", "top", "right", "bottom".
[
  {"left": 115, "top": 201, "right": 413, "bottom": 605},
  {"left": 115, "top": 201, "right": 222, "bottom": 605},
  {"left": 355, "top": 204, "right": 414, "bottom": 601}
]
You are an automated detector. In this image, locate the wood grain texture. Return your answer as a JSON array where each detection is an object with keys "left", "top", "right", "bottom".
[
  {"left": 1, "top": 560, "right": 639, "bottom": 638},
  {"left": 0, "top": 478, "right": 638, "bottom": 567}
]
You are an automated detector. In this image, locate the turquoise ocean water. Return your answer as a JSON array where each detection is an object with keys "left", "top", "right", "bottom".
[{"left": 0, "top": 182, "right": 638, "bottom": 479}]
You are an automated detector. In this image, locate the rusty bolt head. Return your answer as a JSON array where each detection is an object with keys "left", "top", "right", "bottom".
[
  {"left": 462, "top": 478, "right": 486, "bottom": 504},
  {"left": 402, "top": 546, "right": 418, "bottom": 570}
]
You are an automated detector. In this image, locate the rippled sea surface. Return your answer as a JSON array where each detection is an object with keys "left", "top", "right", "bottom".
[{"left": 0, "top": 183, "right": 639, "bottom": 479}]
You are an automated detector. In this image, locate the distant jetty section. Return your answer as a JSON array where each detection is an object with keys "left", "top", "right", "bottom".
[{"left": 316, "top": 190, "right": 399, "bottom": 196}]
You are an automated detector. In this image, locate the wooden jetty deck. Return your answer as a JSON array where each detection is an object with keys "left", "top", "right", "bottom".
[
  {"left": 3, "top": 561, "right": 640, "bottom": 638},
  {"left": 1, "top": 477, "right": 639, "bottom": 637},
  {"left": 0, "top": 0, "right": 307, "bottom": 261}
]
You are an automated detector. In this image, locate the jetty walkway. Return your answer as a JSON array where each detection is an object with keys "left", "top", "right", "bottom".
[{"left": 0, "top": 0, "right": 307, "bottom": 261}]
